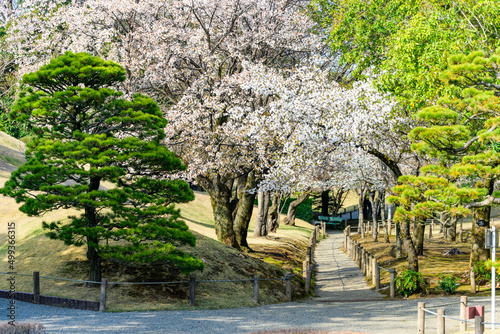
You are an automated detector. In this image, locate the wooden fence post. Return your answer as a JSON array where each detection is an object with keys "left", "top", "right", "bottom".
[
  {"left": 189, "top": 276, "right": 196, "bottom": 306},
  {"left": 390, "top": 268, "right": 396, "bottom": 298},
  {"left": 367, "top": 254, "right": 372, "bottom": 278},
  {"left": 307, "top": 247, "right": 312, "bottom": 265},
  {"left": 347, "top": 237, "right": 351, "bottom": 257},
  {"left": 437, "top": 309, "right": 445, "bottom": 334},
  {"left": 418, "top": 302, "right": 425, "bottom": 334},
  {"left": 285, "top": 272, "right": 292, "bottom": 302},
  {"left": 470, "top": 268, "right": 476, "bottom": 293},
  {"left": 460, "top": 295, "right": 467, "bottom": 332},
  {"left": 475, "top": 316, "right": 484, "bottom": 334},
  {"left": 358, "top": 244, "right": 362, "bottom": 268},
  {"left": 302, "top": 261, "right": 308, "bottom": 279},
  {"left": 99, "top": 278, "right": 108, "bottom": 312},
  {"left": 310, "top": 243, "right": 315, "bottom": 264},
  {"left": 374, "top": 260, "right": 380, "bottom": 289},
  {"left": 253, "top": 275, "right": 259, "bottom": 303},
  {"left": 361, "top": 248, "right": 366, "bottom": 276},
  {"left": 305, "top": 265, "right": 312, "bottom": 293},
  {"left": 322, "top": 221, "right": 326, "bottom": 236},
  {"left": 428, "top": 222, "right": 432, "bottom": 238},
  {"left": 33, "top": 271, "right": 40, "bottom": 304}
]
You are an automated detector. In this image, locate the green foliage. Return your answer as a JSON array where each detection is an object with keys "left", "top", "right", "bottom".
[
  {"left": 312, "top": 0, "right": 500, "bottom": 108},
  {"left": 438, "top": 274, "right": 459, "bottom": 294},
  {"left": 395, "top": 269, "right": 425, "bottom": 297},
  {"left": 1, "top": 52, "right": 204, "bottom": 278},
  {"left": 473, "top": 260, "right": 498, "bottom": 284},
  {"left": 281, "top": 197, "right": 313, "bottom": 223}
]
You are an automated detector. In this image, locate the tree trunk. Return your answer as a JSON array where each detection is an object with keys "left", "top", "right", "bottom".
[
  {"left": 396, "top": 221, "right": 402, "bottom": 258},
  {"left": 381, "top": 193, "right": 390, "bottom": 243},
  {"left": 368, "top": 190, "right": 380, "bottom": 242},
  {"left": 330, "top": 189, "right": 348, "bottom": 216},
  {"left": 254, "top": 190, "right": 270, "bottom": 237},
  {"left": 401, "top": 219, "right": 419, "bottom": 271},
  {"left": 321, "top": 190, "right": 329, "bottom": 216},
  {"left": 199, "top": 174, "right": 240, "bottom": 249},
  {"left": 446, "top": 215, "right": 458, "bottom": 242},
  {"left": 86, "top": 235, "right": 101, "bottom": 285},
  {"left": 413, "top": 221, "right": 425, "bottom": 256},
  {"left": 86, "top": 176, "right": 101, "bottom": 285},
  {"left": 356, "top": 187, "right": 367, "bottom": 237},
  {"left": 387, "top": 203, "right": 393, "bottom": 239},
  {"left": 470, "top": 206, "right": 490, "bottom": 267},
  {"left": 267, "top": 191, "right": 281, "bottom": 233},
  {"left": 234, "top": 171, "right": 256, "bottom": 249},
  {"left": 283, "top": 192, "right": 310, "bottom": 226}
]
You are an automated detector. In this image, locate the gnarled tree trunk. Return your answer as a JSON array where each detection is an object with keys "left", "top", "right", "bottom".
[
  {"left": 199, "top": 174, "right": 239, "bottom": 249},
  {"left": 356, "top": 187, "right": 368, "bottom": 238},
  {"left": 368, "top": 190, "right": 380, "bottom": 242},
  {"left": 321, "top": 190, "right": 329, "bottom": 216},
  {"left": 283, "top": 192, "right": 310, "bottom": 226},
  {"left": 445, "top": 214, "right": 458, "bottom": 242},
  {"left": 254, "top": 190, "right": 270, "bottom": 237},
  {"left": 234, "top": 171, "right": 256, "bottom": 249},
  {"left": 413, "top": 220, "right": 425, "bottom": 256},
  {"left": 267, "top": 191, "right": 281, "bottom": 233},
  {"left": 330, "top": 189, "right": 348, "bottom": 216},
  {"left": 401, "top": 219, "right": 418, "bottom": 271},
  {"left": 470, "top": 206, "right": 490, "bottom": 267}
]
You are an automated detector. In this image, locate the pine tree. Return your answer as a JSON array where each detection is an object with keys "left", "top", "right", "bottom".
[
  {"left": 408, "top": 48, "right": 500, "bottom": 265},
  {"left": 1, "top": 52, "right": 204, "bottom": 283}
]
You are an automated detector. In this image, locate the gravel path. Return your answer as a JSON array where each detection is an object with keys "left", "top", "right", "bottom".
[{"left": 0, "top": 231, "right": 493, "bottom": 333}]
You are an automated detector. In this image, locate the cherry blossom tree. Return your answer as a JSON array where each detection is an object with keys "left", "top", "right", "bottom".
[{"left": 6, "top": 0, "right": 411, "bottom": 251}]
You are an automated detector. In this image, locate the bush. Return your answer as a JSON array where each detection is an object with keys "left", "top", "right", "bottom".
[
  {"left": 438, "top": 274, "right": 459, "bottom": 294},
  {"left": 395, "top": 269, "right": 425, "bottom": 297},
  {"left": 473, "top": 260, "right": 498, "bottom": 285},
  {"left": 0, "top": 323, "right": 45, "bottom": 334}
]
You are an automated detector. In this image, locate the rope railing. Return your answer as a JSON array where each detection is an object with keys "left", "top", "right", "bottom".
[
  {"left": 378, "top": 265, "right": 390, "bottom": 272},
  {"left": 0, "top": 272, "right": 32, "bottom": 277},
  {"left": 420, "top": 307, "right": 438, "bottom": 316},
  {"left": 39, "top": 275, "right": 101, "bottom": 284},
  {"left": 441, "top": 314, "right": 475, "bottom": 324},
  {"left": 426, "top": 301, "right": 460, "bottom": 308},
  {"left": 109, "top": 281, "right": 190, "bottom": 285}
]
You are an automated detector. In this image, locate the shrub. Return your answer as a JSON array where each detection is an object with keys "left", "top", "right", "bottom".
[
  {"left": 0, "top": 323, "right": 45, "bottom": 334},
  {"left": 395, "top": 269, "right": 425, "bottom": 297},
  {"left": 438, "top": 274, "right": 459, "bottom": 294},
  {"left": 473, "top": 260, "right": 498, "bottom": 285}
]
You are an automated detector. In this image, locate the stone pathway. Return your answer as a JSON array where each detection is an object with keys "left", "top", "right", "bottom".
[{"left": 313, "top": 230, "right": 384, "bottom": 301}]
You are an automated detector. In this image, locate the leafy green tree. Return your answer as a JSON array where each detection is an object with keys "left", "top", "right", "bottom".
[
  {"left": 1, "top": 52, "right": 204, "bottom": 283},
  {"left": 409, "top": 48, "right": 500, "bottom": 265},
  {"left": 313, "top": 0, "right": 500, "bottom": 108}
]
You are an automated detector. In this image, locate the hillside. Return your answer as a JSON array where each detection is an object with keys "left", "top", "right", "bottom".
[{"left": 0, "top": 131, "right": 313, "bottom": 311}]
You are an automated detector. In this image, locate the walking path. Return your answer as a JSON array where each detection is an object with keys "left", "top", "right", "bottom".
[
  {"left": 314, "top": 230, "right": 384, "bottom": 301},
  {"left": 0, "top": 231, "right": 485, "bottom": 333}
]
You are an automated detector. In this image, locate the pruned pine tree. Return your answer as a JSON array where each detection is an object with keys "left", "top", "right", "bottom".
[
  {"left": 1, "top": 52, "right": 204, "bottom": 283},
  {"left": 409, "top": 48, "right": 500, "bottom": 266}
]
